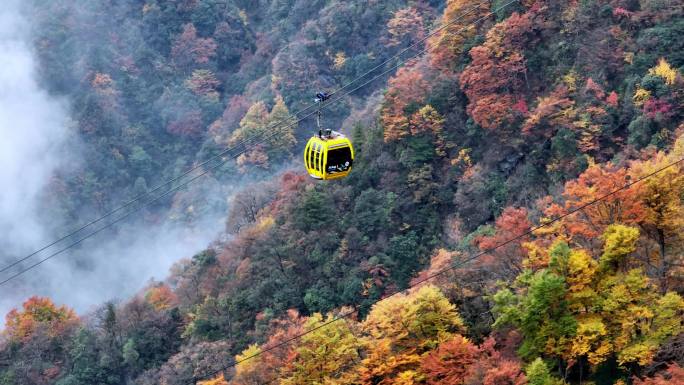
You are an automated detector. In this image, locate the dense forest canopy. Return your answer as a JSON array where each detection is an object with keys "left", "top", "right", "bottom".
[{"left": 2, "top": 0, "right": 684, "bottom": 384}]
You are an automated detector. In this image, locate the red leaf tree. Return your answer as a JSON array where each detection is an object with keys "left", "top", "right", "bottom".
[
  {"left": 381, "top": 63, "right": 432, "bottom": 142},
  {"left": 421, "top": 335, "right": 480, "bottom": 385},
  {"left": 171, "top": 23, "right": 217, "bottom": 70},
  {"left": 459, "top": 11, "right": 536, "bottom": 133}
]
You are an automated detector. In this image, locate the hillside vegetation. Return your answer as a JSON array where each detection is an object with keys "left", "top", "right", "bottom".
[{"left": 2, "top": 0, "right": 684, "bottom": 384}]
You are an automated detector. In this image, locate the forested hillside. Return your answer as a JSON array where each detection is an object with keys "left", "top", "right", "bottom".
[{"left": 2, "top": 0, "right": 684, "bottom": 384}]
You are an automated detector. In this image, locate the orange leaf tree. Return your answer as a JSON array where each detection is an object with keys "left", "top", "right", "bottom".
[
  {"left": 197, "top": 374, "right": 229, "bottom": 385},
  {"left": 145, "top": 283, "right": 178, "bottom": 311},
  {"left": 428, "top": 0, "right": 491, "bottom": 72},
  {"left": 421, "top": 336, "right": 527, "bottom": 385},
  {"left": 541, "top": 162, "right": 646, "bottom": 246},
  {"left": 628, "top": 143, "right": 684, "bottom": 290},
  {"left": 5, "top": 296, "right": 79, "bottom": 343},
  {"left": 381, "top": 65, "right": 432, "bottom": 142},
  {"left": 475, "top": 206, "right": 532, "bottom": 282}
]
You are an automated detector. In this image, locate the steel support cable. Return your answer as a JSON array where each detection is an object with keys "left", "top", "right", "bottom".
[
  {"left": 322, "top": 0, "right": 492, "bottom": 100},
  {"left": 187, "top": 2, "right": 684, "bottom": 382},
  {"left": 0, "top": 135, "right": 251, "bottom": 274},
  {"left": 0, "top": 49, "right": 419, "bottom": 284},
  {"left": 8, "top": 0, "right": 656, "bottom": 380},
  {"left": 0, "top": 0, "right": 492, "bottom": 274},
  {"left": 0, "top": 132, "right": 269, "bottom": 287},
  {"left": 191, "top": 155, "right": 684, "bottom": 383},
  {"left": 0, "top": 0, "right": 516, "bottom": 322}
]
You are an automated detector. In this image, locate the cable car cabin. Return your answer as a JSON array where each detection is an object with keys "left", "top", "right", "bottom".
[{"left": 304, "top": 130, "right": 354, "bottom": 180}]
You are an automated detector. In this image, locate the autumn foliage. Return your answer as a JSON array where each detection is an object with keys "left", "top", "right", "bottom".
[
  {"left": 171, "top": 23, "right": 218, "bottom": 69},
  {"left": 5, "top": 297, "right": 78, "bottom": 342},
  {"left": 224, "top": 286, "right": 528, "bottom": 385},
  {"left": 386, "top": 7, "right": 425, "bottom": 48},
  {"left": 633, "top": 364, "right": 684, "bottom": 385},
  {"left": 428, "top": 0, "right": 490, "bottom": 71},
  {"left": 420, "top": 335, "right": 481, "bottom": 384},
  {"left": 382, "top": 64, "right": 432, "bottom": 142},
  {"left": 4, "top": 1, "right": 684, "bottom": 385},
  {"left": 145, "top": 284, "right": 179, "bottom": 311},
  {"left": 459, "top": 11, "right": 536, "bottom": 132},
  {"left": 230, "top": 96, "right": 297, "bottom": 171},
  {"left": 475, "top": 206, "right": 532, "bottom": 280},
  {"left": 541, "top": 161, "right": 647, "bottom": 241},
  {"left": 197, "top": 374, "right": 229, "bottom": 385}
]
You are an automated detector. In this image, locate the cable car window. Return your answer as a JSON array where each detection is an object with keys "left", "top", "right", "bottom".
[
  {"left": 308, "top": 144, "right": 315, "bottom": 170},
  {"left": 326, "top": 146, "right": 352, "bottom": 173},
  {"left": 314, "top": 144, "right": 321, "bottom": 171}
]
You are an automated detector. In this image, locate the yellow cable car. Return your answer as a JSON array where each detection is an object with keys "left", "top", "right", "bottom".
[{"left": 304, "top": 130, "right": 354, "bottom": 180}]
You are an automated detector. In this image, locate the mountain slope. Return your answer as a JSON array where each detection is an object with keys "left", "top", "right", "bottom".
[{"left": 2, "top": 1, "right": 684, "bottom": 384}]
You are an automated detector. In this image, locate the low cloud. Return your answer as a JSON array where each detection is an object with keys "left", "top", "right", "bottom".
[{"left": 0, "top": 0, "right": 225, "bottom": 319}]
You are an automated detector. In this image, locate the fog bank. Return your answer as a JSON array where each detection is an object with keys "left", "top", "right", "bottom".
[{"left": 0, "top": 0, "right": 223, "bottom": 319}]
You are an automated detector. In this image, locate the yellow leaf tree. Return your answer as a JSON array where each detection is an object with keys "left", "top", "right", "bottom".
[
  {"left": 629, "top": 143, "right": 684, "bottom": 290},
  {"left": 231, "top": 344, "right": 265, "bottom": 385},
  {"left": 495, "top": 225, "right": 684, "bottom": 368},
  {"left": 279, "top": 312, "right": 360, "bottom": 385},
  {"left": 230, "top": 96, "right": 296, "bottom": 170},
  {"left": 198, "top": 374, "right": 228, "bottom": 385},
  {"left": 358, "top": 286, "right": 465, "bottom": 384},
  {"left": 648, "top": 58, "right": 678, "bottom": 86}
]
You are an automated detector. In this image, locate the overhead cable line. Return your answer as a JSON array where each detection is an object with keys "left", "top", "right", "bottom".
[
  {"left": 0, "top": 115, "right": 314, "bottom": 286},
  {"left": 0, "top": 132, "right": 256, "bottom": 275},
  {"left": 191, "top": 155, "right": 684, "bottom": 384},
  {"left": 0, "top": 0, "right": 491, "bottom": 275},
  {"left": 0, "top": 0, "right": 512, "bottom": 292},
  {"left": 0, "top": 40, "right": 456, "bottom": 286}
]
